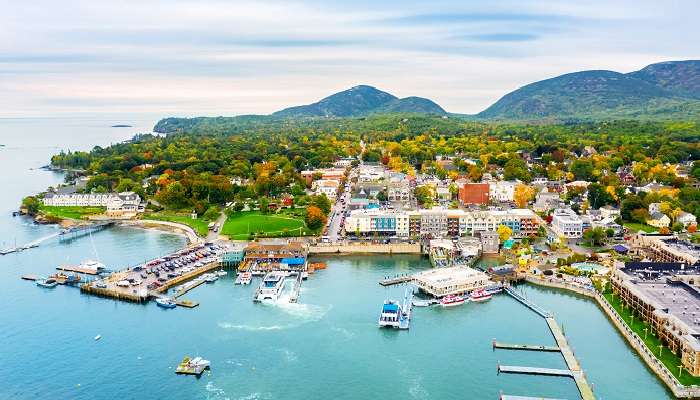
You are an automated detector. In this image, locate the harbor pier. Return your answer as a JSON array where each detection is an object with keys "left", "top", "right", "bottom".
[{"left": 493, "top": 340, "right": 560, "bottom": 352}]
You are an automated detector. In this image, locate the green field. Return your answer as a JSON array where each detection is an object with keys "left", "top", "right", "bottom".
[
  {"left": 623, "top": 222, "right": 657, "bottom": 233},
  {"left": 222, "top": 210, "right": 316, "bottom": 240},
  {"left": 142, "top": 212, "right": 211, "bottom": 237},
  {"left": 39, "top": 205, "right": 105, "bottom": 220}
]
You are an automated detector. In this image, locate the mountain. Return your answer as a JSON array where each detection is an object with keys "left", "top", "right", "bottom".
[
  {"left": 478, "top": 60, "right": 700, "bottom": 120},
  {"left": 272, "top": 85, "right": 446, "bottom": 117}
]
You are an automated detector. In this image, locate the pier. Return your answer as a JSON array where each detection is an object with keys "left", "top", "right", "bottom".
[
  {"left": 379, "top": 274, "right": 413, "bottom": 286},
  {"left": 500, "top": 285, "right": 595, "bottom": 400},
  {"left": 504, "top": 286, "right": 552, "bottom": 318},
  {"left": 58, "top": 221, "right": 114, "bottom": 242},
  {"left": 493, "top": 340, "right": 560, "bottom": 352},
  {"left": 289, "top": 272, "right": 303, "bottom": 303},
  {"left": 498, "top": 364, "right": 573, "bottom": 377}
]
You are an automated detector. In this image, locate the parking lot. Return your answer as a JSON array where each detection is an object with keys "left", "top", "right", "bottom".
[{"left": 91, "top": 243, "right": 226, "bottom": 295}]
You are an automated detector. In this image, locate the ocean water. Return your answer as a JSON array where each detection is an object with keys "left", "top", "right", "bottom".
[{"left": 0, "top": 118, "right": 675, "bottom": 399}]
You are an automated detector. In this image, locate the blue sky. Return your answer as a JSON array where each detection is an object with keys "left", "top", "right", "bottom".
[{"left": 1, "top": 0, "right": 699, "bottom": 117}]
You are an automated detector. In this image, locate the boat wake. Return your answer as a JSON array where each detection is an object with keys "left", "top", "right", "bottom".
[
  {"left": 204, "top": 381, "right": 228, "bottom": 399},
  {"left": 267, "top": 298, "right": 332, "bottom": 321},
  {"left": 217, "top": 323, "right": 292, "bottom": 331}
]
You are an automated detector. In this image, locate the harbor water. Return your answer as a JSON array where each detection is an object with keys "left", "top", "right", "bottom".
[{"left": 0, "top": 118, "right": 675, "bottom": 399}]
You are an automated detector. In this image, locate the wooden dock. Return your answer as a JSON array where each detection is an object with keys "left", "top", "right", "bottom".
[
  {"left": 379, "top": 275, "right": 412, "bottom": 286},
  {"left": 498, "top": 365, "right": 573, "bottom": 377},
  {"left": 546, "top": 317, "right": 595, "bottom": 400},
  {"left": 493, "top": 340, "right": 560, "bottom": 352},
  {"left": 57, "top": 265, "right": 100, "bottom": 275},
  {"left": 504, "top": 286, "right": 552, "bottom": 318}
]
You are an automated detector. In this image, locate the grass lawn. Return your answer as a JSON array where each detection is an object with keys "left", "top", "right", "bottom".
[
  {"left": 39, "top": 205, "right": 105, "bottom": 220},
  {"left": 222, "top": 209, "right": 317, "bottom": 240},
  {"left": 624, "top": 222, "right": 657, "bottom": 233},
  {"left": 142, "top": 212, "right": 211, "bottom": 237},
  {"left": 603, "top": 291, "right": 700, "bottom": 385}
]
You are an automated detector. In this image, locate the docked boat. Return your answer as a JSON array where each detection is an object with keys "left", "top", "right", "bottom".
[
  {"left": 378, "top": 300, "right": 402, "bottom": 328},
  {"left": 235, "top": 271, "right": 252, "bottom": 285},
  {"left": 36, "top": 277, "right": 58, "bottom": 288},
  {"left": 485, "top": 284, "right": 503, "bottom": 295},
  {"left": 203, "top": 273, "right": 218, "bottom": 283},
  {"left": 175, "top": 356, "right": 210, "bottom": 375},
  {"left": 79, "top": 259, "right": 106, "bottom": 273},
  {"left": 412, "top": 299, "right": 434, "bottom": 307},
  {"left": 439, "top": 295, "right": 466, "bottom": 307},
  {"left": 155, "top": 298, "right": 177, "bottom": 309},
  {"left": 470, "top": 289, "right": 492, "bottom": 302},
  {"left": 254, "top": 271, "right": 286, "bottom": 302},
  {"left": 216, "top": 270, "right": 227, "bottom": 277}
]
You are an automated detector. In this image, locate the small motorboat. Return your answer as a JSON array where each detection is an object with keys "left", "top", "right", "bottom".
[
  {"left": 240, "top": 272, "right": 252, "bottom": 285},
  {"left": 94, "top": 334, "right": 102, "bottom": 341},
  {"left": 176, "top": 356, "right": 211, "bottom": 375},
  {"left": 155, "top": 298, "right": 177, "bottom": 309},
  {"left": 203, "top": 273, "right": 218, "bottom": 283},
  {"left": 216, "top": 270, "right": 227, "bottom": 277},
  {"left": 412, "top": 299, "right": 433, "bottom": 307},
  {"left": 470, "top": 289, "right": 493, "bottom": 302},
  {"left": 36, "top": 277, "right": 58, "bottom": 288},
  {"left": 440, "top": 295, "right": 466, "bottom": 307}
]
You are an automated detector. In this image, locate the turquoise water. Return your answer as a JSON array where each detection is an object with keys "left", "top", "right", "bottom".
[{"left": 0, "top": 118, "right": 675, "bottom": 399}]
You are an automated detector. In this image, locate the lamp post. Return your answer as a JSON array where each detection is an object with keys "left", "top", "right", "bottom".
[
  {"left": 678, "top": 365, "right": 684, "bottom": 378},
  {"left": 644, "top": 327, "right": 649, "bottom": 340},
  {"left": 659, "top": 344, "right": 664, "bottom": 357}
]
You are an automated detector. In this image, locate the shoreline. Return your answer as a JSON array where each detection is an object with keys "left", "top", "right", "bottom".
[
  {"left": 524, "top": 276, "right": 699, "bottom": 399},
  {"left": 117, "top": 219, "right": 201, "bottom": 245}
]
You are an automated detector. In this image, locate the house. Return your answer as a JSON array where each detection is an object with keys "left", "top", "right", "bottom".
[
  {"left": 648, "top": 202, "right": 663, "bottom": 215},
  {"left": 600, "top": 205, "right": 621, "bottom": 220},
  {"left": 593, "top": 216, "right": 623, "bottom": 236},
  {"left": 458, "top": 183, "right": 489, "bottom": 205},
  {"left": 105, "top": 192, "right": 144, "bottom": 218},
  {"left": 677, "top": 211, "right": 697, "bottom": 228},
  {"left": 637, "top": 182, "right": 672, "bottom": 193},
  {"left": 582, "top": 146, "right": 597, "bottom": 157},
  {"left": 533, "top": 191, "right": 561, "bottom": 212},
  {"left": 436, "top": 186, "right": 452, "bottom": 201},
  {"left": 551, "top": 208, "right": 583, "bottom": 239},
  {"left": 646, "top": 212, "right": 671, "bottom": 228},
  {"left": 333, "top": 157, "right": 355, "bottom": 168}
]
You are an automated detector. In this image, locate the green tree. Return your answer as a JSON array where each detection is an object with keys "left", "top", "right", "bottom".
[{"left": 21, "top": 196, "right": 41, "bottom": 215}]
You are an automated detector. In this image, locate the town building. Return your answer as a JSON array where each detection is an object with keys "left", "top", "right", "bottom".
[
  {"left": 105, "top": 192, "right": 144, "bottom": 217},
  {"left": 458, "top": 183, "right": 489, "bottom": 205},
  {"left": 241, "top": 240, "right": 308, "bottom": 272},
  {"left": 533, "top": 191, "right": 561, "bottom": 212},
  {"left": 312, "top": 179, "right": 340, "bottom": 200},
  {"left": 333, "top": 157, "right": 355, "bottom": 168},
  {"left": 678, "top": 212, "right": 698, "bottom": 228},
  {"left": 480, "top": 231, "right": 499, "bottom": 254},
  {"left": 387, "top": 182, "right": 411, "bottom": 202},
  {"left": 413, "top": 267, "right": 491, "bottom": 297},
  {"left": 358, "top": 163, "right": 386, "bottom": 182},
  {"left": 551, "top": 208, "right": 583, "bottom": 239},
  {"left": 300, "top": 168, "right": 345, "bottom": 186},
  {"left": 647, "top": 212, "right": 671, "bottom": 228},
  {"left": 489, "top": 181, "right": 517, "bottom": 203}
]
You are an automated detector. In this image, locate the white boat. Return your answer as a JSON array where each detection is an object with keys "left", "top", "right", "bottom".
[
  {"left": 470, "top": 289, "right": 492, "bottom": 302},
  {"left": 440, "top": 295, "right": 466, "bottom": 307},
  {"left": 94, "top": 334, "right": 102, "bottom": 341},
  {"left": 235, "top": 271, "right": 252, "bottom": 285},
  {"left": 79, "top": 259, "right": 106, "bottom": 273},
  {"left": 254, "top": 271, "right": 286, "bottom": 302},
  {"left": 156, "top": 298, "right": 177, "bottom": 308},
  {"left": 216, "top": 270, "right": 227, "bottom": 277},
  {"left": 412, "top": 299, "right": 433, "bottom": 307},
  {"left": 204, "top": 273, "right": 218, "bottom": 283},
  {"left": 176, "top": 356, "right": 210, "bottom": 375},
  {"left": 116, "top": 280, "right": 130, "bottom": 287},
  {"left": 378, "top": 300, "right": 402, "bottom": 328}
]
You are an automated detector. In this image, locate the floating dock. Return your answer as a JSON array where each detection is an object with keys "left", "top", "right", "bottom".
[
  {"left": 289, "top": 272, "right": 303, "bottom": 303},
  {"left": 379, "top": 275, "right": 412, "bottom": 286},
  {"left": 498, "top": 365, "right": 573, "bottom": 377},
  {"left": 493, "top": 340, "right": 560, "bottom": 352}
]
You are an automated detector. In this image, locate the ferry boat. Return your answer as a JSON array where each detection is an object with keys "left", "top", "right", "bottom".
[
  {"left": 155, "top": 298, "right": 177, "bottom": 309},
  {"left": 254, "top": 271, "right": 286, "bottom": 302},
  {"left": 36, "top": 277, "right": 58, "bottom": 288},
  {"left": 439, "top": 295, "right": 466, "bottom": 307},
  {"left": 378, "top": 300, "right": 403, "bottom": 328},
  {"left": 470, "top": 289, "right": 492, "bottom": 302}
]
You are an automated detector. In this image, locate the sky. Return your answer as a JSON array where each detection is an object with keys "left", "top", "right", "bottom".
[{"left": 1, "top": 0, "right": 699, "bottom": 118}]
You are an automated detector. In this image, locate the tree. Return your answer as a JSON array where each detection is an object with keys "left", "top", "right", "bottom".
[
  {"left": 21, "top": 196, "right": 41, "bottom": 215},
  {"left": 376, "top": 190, "right": 388, "bottom": 202},
  {"left": 310, "top": 194, "right": 331, "bottom": 215},
  {"left": 570, "top": 159, "right": 594, "bottom": 181},
  {"left": 514, "top": 184, "right": 535, "bottom": 208},
  {"left": 259, "top": 197, "right": 270, "bottom": 213},
  {"left": 155, "top": 181, "right": 190, "bottom": 209},
  {"left": 503, "top": 158, "right": 531, "bottom": 182},
  {"left": 497, "top": 224, "right": 512, "bottom": 243},
  {"left": 583, "top": 227, "right": 606, "bottom": 247},
  {"left": 203, "top": 206, "right": 220, "bottom": 221},
  {"left": 305, "top": 205, "right": 326, "bottom": 229},
  {"left": 587, "top": 183, "right": 615, "bottom": 209}
]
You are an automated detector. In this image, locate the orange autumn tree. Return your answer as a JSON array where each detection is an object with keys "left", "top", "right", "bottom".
[
  {"left": 305, "top": 206, "right": 327, "bottom": 230},
  {"left": 514, "top": 184, "right": 535, "bottom": 208}
]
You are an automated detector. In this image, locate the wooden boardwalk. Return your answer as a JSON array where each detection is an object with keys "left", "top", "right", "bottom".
[
  {"left": 546, "top": 317, "right": 595, "bottom": 400},
  {"left": 493, "top": 340, "right": 560, "bottom": 352}
]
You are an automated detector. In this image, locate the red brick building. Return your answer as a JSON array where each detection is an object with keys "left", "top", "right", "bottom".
[{"left": 458, "top": 183, "right": 490, "bottom": 205}]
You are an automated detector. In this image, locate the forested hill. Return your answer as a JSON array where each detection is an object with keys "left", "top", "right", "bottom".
[{"left": 477, "top": 60, "right": 700, "bottom": 120}]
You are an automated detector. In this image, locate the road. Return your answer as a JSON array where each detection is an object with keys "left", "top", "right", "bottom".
[
  {"left": 206, "top": 211, "right": 228, "bottom": 242},
  {"left": 325, "top": 166, "right": 357, "bottom": 243}
]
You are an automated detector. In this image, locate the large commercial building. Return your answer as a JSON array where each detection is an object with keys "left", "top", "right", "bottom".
[
  {"left": 413, "top": 267, "right": 491, "bottom": 297},
  {"left": 345, "top": 207, "right": 538, "bottom": 239},
  {"left": 629, "top": 235, "right": 700, "bottom": 265},
  {"left": 458, "top": 183, "right": 489, "bottom": 205},
  {"left": 551, "top": 208, "right": 583, "bottom": 238},
  {"left": 44, "top": 191, "right": 144, "bottom": 217},
  {"left": 612, "top": 262, "right": 700, "bottom": 376}
]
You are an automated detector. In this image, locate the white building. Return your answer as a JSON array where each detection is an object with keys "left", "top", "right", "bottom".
[
  {"left": 106, "top": 192, "right": 143, "bottom": 217},
  {"left": 551, "top": 208, "right": 583, "bottom": 238},
  {"left": 677, "top": 212, "right": 698, "bottom": 227},
  {"left": 413, "top": 267, "right": 490, "bottom": 297},
  {"left": 489, "top": 181, "right": 517, "bottom": 202},
  {"left": 334, "top": 157, "right": 355, "bottom": 168},
  {"left": 44, "top": 193, "right": 120, "bottom": 207},
  {"left": 312, "top": 179, "right": 340, "bottom": 200},
  {"left": 533, "top": 191, "right": 561, "bottom": 212},
  {"left": 358, "top": 164, "right": 386, "bottom": 182}
]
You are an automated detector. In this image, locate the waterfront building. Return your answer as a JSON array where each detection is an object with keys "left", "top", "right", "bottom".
[
  {"left": 480, "top": 231, "right": 499, "bottom": 254},
  {"left": 219, "top": 244, "right": 246, "bottom": 267},
  {"left": 242, "top": 240, "right": 308, "bottom": 272},
  {"left": 105, "top": 192, "right": 144, "bottom": 217},
  {"left": 44, "top": 191, "right": 144, "bottom": 216},
  {"left": 413, "top": 266, "right": 490, "bottom": 297},
  {"left": 458, "top": 183, "right": 489, "bottom": 205},
  {"left": 551, "top": 208, "right": 583, "bottom": 238},
  {"left": 612, "top": 263, "right": 700, "bottom": 376},
  {"left": 629, "top": 235, "right": 700, "bottom": 265}
]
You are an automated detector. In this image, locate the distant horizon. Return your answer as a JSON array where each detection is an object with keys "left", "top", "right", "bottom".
[{"left": 2, "top": 1, "right": 700, "bottom": 118}]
